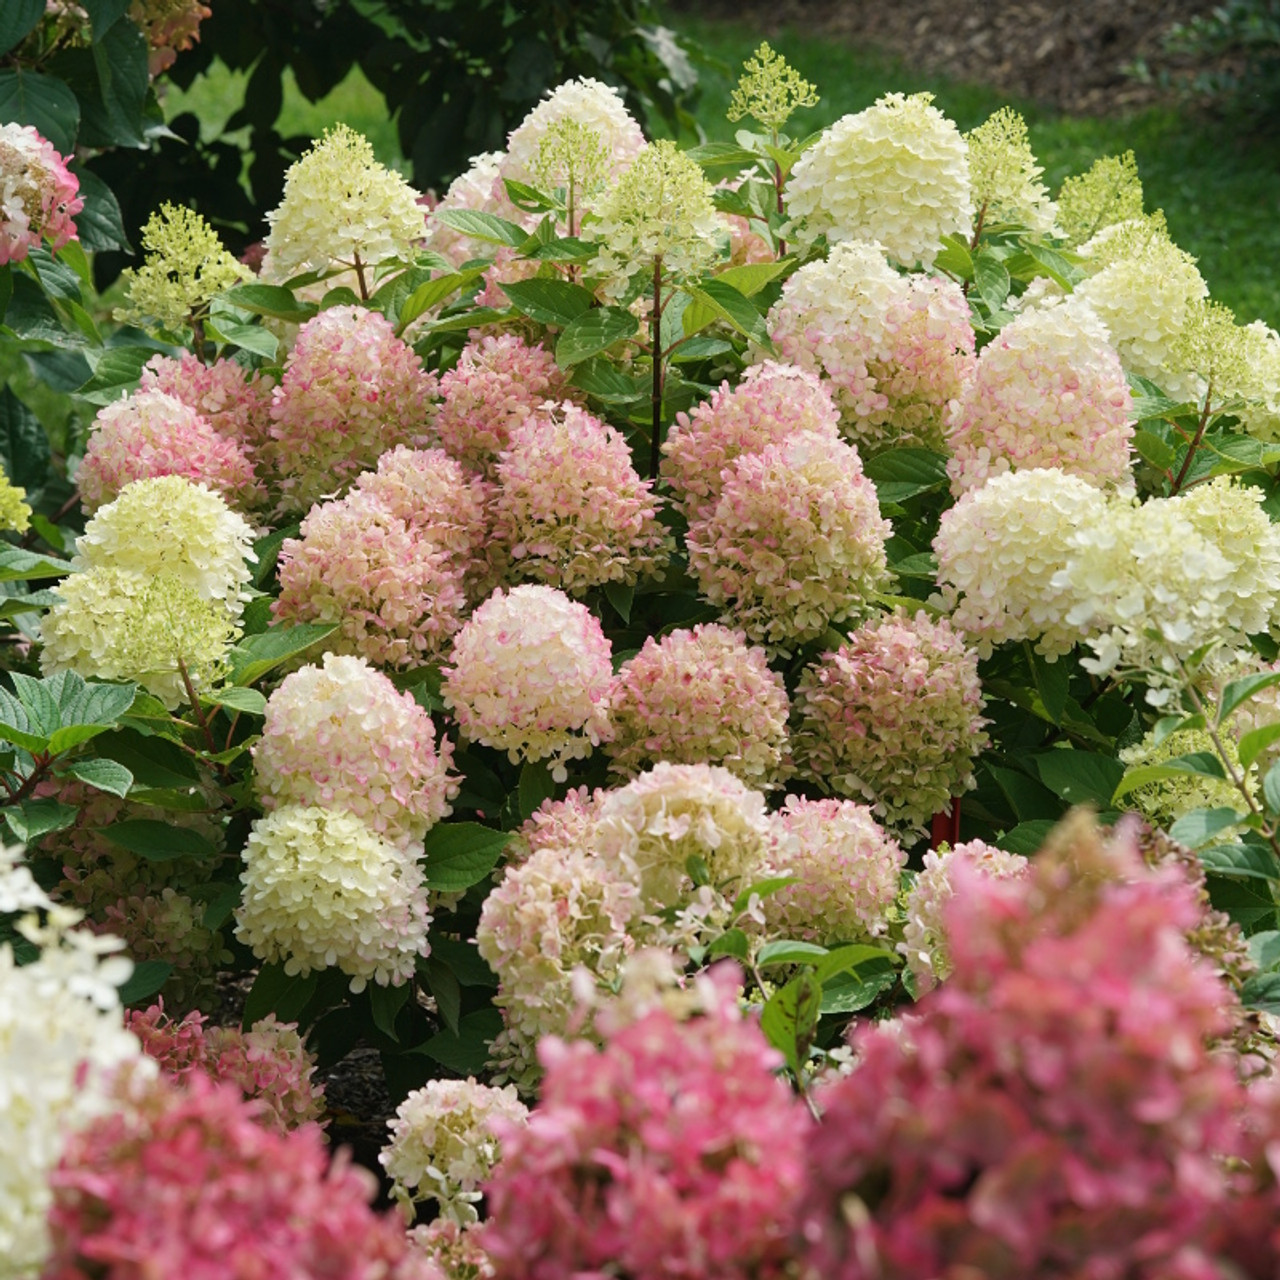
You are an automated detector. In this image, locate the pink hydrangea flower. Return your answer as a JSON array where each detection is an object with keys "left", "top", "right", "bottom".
[
  {"left": 125, "top": 1003, "right": 325, "bottom": 1133},
  {"left": 493, "top": 403, "right": 671, "bottom": 593},
  {"left": 77, "top": 389, "right": 263, "bottom": 513},
  {"left": 0, "top": 122, "right": 82, "bottom": 265},
  {"left": 794, "top": 612, "right": 989, "bottom": 834},
  {"left": 799, "top": 814, "right": 1269, "bottom": 1279},
  {"left": 765, "top": 796, "right": 906, "bottom": 944},
  {"left": 140, "top": 352, "right": 275, "bottom": 456},
  {"left": 265, "top": 305, "right": 438, "bottom": 515},
  {"left": 442, "top": 585, "right": 613, "bottom": 780},
  {"left": 662, "top": 361, "right": 841, "bottom": 525},
  {"left": 44, "top": 1074, "right": 434, "bottom": 1280},
  {"left": 253, "top": 652, "right": 457, "bottom": 845},
  {"left": 435, "top": 334, "right": 574, "bottom": 475},
  {"left": 946, "top": 298, "right": 1134, "bottom": 495},
  {"left": 505, "top": 785, "right": 604, "bottom": 866},
  {"left": 606, "top": 624, "right": 791, "bottom": 786},
  {"left": 686, "top": 431, "right": 891, "bottom": 653},
  {"left": 481, "top": 973, "right": 809, "bottom": 1280},
  {"left": 274, "top": 488, "right": 469, "bottom": 669}
]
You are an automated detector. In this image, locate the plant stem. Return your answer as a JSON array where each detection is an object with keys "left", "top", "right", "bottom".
[
  {"left": 649, "top": 255, "right": 665, "bottom": 481},
  {"left": 1169, "top": 380, "right": 1215, "bottom": 495},
  {"left": 352, "top": 251, "right": 369, "bottom": 302},
  {"left": 177, "top": 657, "right": 218, "bottom": 755}
]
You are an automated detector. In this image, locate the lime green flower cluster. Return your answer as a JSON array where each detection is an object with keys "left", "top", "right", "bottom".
[
  {"left": 532, "top": 119, "right": 611, "bottom": 201},
  {"left": 114, "top": 203, "right": 248, "bottom": 334},
  {"left": 727, "top": 41, "right": 819, "bottom": 133},
  {"left": 0, "top": 464, "right": 31, "bottom": 534},
  {"left": 964, "top": 106, "right": 1057, "bottom": 235},
  {"left": 1055, "top": 149, "right": 1144, "bottom": 247}
]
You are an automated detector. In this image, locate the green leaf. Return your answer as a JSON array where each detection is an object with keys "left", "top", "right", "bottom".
[
  {"left": 1113, "top": 752, "right": 1229, "bottom": 802},
  {"left": 419, "top": 954, "right": 461, "bottom": 1034},
  {"left": 1207, "top": 873, "right": 1279, "bottom": 935},
  {"left": 97, "top": 818, "right": 217, "bottom": 861},
  {"left": 501, "top": 178, "right": 559, "bottom": 213},
  {"left": 760, "top": 972, "right": 822, "bottom": 1075},
  {"left": 58, "top": 757, "right": 133, "bottom": 798},
  {"left": 973, "top": 253, "right": 1011, "bottom": 311},
  {"left": 11, "top": 671, "right": 60, "bottom": 735},
  {"left": 555, "top": 307, "right": 639, "bottom": 368},
  {"left": 707, "top": 928, "right": 750, "bottom": 960},
  {"left": 686, "top": 142, "right": 761, "bottom": 169},
  {"left": 1168, "top": 807, "right": 1246, "bottom": 850},
  {"left": 757, "top": 940, "right": 829, "bottom": 967},
  {"left": 1134, "top": 429, "right": 1177, "bottom": 473},
  {"left": 517, "top": 761, "right": 556, "bottom": 822},
  {"left": 1029, "top": 649, "right": 1070, "bottom": 726},
  {"left": 75, "top": 344, "right": 157, "bottom": 405},
  {"left": 206, "top": 320, "right": 278, "bottom": 362},
  {"left": 934, "top": 233, "right": 973, "bottom": 281},
  {"left": 685, "top": 278, "right": 772, "bottom": 350},
  {"left": 0, "top": 68, "right": 80, "bottom": 154},
  {"left": 604, "top": 581, "right": 634, "bottom": 624},
  {"left": 1220, "top": 671, "right": 1280, "bottom": 723},
  {"left": 862, "top": 448, "right": 949, "bottom": 499},
  {"left": 0, "top": 546, "right": 69, "bottom": 583},
  {"left": 569, "top": 358, "right": 645, "bottom": 404},
  {"left": 2, "top": 798, "right": 77, "bottom": 842},
  {"left": 819, "top": 967, "right": 897, "bottom": 1014},
  {"left": 1243, "top": 971, "right": 1280, "bottom": 1014},
  {"left": 813, "top": 944, "right": 897, "bottom": 986},
  {"left": 711, "top": 260, "right": 793, "bottom": 297},
  {"left": 80, "top": 0, "right": 131, "bottom": 40},
  {"left": 71, "top": 167, "right": 129, "bottom": 254},
  {"left": 499, "top": 278, "right": 595, "bottom": 327},
  {"left": 997, "top": 819, "right": 1057, "bottom": 855},
  {"left": 242, "top": 962, "right": 319, "bottom": 1026},
  {"left": 1200, "top": 842, "right": 1280, "bottom": 880},
  {"left": 116, "top": 960, "right": 172, "bottom": 1006},
  {"left": 195, "top": 881, "right": 240, "bottom": 931},
  {"left": 1036, "top": 749, "right": 1126, "bottom": 807},
  {"left": 82, "top": 17, "right": 149, "bottom": 149},
  {"left": 221, "top": 284, "right": 317, "bottom": 323},
  {"left": 205, "top": 687, "right": 268, "bottom": 717},
  {"left": 1250, "top": 929, "right": 1280, "bottom": 970},
  {"left": 368, "top": 980, "right": 410, "bottom": 1042},
  {"left": 1240, "top": 723, "right": 1280, "bottom": 772},
  {"left": 58, "top": 676, "right": 136, "bottom": 729},
  {"left": 397, "top": 271, "right": 481, "bottom": 330},
  {"left": 0, "top": 0, "right": 43, "bottom": 58},
  {"left": 524, "top": 237, "right": 595, "bottom": 262},
  {"left": 1266, "top": 760, "right": 1280, "bottom": 815},
  {"left": 427, "top": 936, "right": 497, "bottom": 988},
  {"left": 730, "top": 875, "right": 798, "bottom": 916},
  {"left": 410, "top": 1008, "right": 502, "bottom": 1075},
  {"left": 227, "top": 623, "right": 336, "bottom": 687},
  {"left": 0, "top": 387, "right": 50, "bottom": 494},
  {"left": 433, "top": 209, "right": 530, "bottom": 248},
  {"left": 92, "top": 728, "right": 198, "bottom": 789},
  {"left": 421, "top": 822, "right": 511, "bottom": 893}
]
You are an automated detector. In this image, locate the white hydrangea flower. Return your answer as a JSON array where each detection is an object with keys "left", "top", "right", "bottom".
[{"left": 785, "top": 92, "right": 972, "bottom": 267}]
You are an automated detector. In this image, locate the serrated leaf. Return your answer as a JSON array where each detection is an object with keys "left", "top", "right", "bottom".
[
  {"left": 525, "top": 237, "right": 595, "bottom": 262},
  {"left": 397, "top": 271, "right": 481, "bottom": 330},
  {"left": 221, "top": 284, "right": 317, "bottom": 323},
  {"left": 517, "top": 761, "right": 556, "bottom": 822},
  {"left": 569, "top": 357, "right": 645, "bottom": 403},
  {"left": 59, "top": 677, "right": 136, "bottom": 729},
  {"left": 1200, "top": 842, "right": 1280, "bottom": 880},
  {"left": 0, "top": 0, "right": 43, "bottom": 58},
  {"left": 1114, "top": 752, "right": 1229, "bottom": 802},
  {"left": 116, "top": 960, "right": 172, "bottom": 1006},
  {"left": 98, "top": 818, "right": 217, "bottom": 861},
  {"left": 686, "top": 142, "right": 761, "bottom": 168},
  {"left": 711, "top": 260, "right": 792, "bottom": 297},
  {"left": 997, "top": 819, "right": 1057, "bottom": 855},
  {"left": 410, "top": 1008, "right": 502, "bottom": 1074},
  {"left": 555, "top": 307, "right": 639, "bottom": 368},
  {"left": 1036, "top": 749, "right": 1126, "bottom": 807},
  {"left": 973, "top": 253, "right": 1011, "bottom": 311},
  {"left": 760, "top": 972, "right": 822, "bottom": 1075},
  {"left": 730, "top": 875, "right": 798, "bottom": 916},
  {"left": 242, "top": 963, "right": 319, "bottom": 1026},
  {"left": 433, "top": 208, "right": 530, "bottom": 248},
  {"left": 1240, "top": 723, "right": 1280, "bottom": 772},
  {"left": 1207, "top": 873, "right": 1278, "bottom": 935},
  {"left": 757, "top": 939, "right": 828, "bottom": 967},
  {"left": 499, "top": 277, "right": 595, "bottom": 327},
  {"left": 862, "top": 448, "right": 949, "bottom": 498},
  {"left": 604, "top": 580, "right": 634, "bottom": 624},
  {"left": 1266, "top": 760, "right": 1280, "bottom": 815},
  {"left": 71, "top": 167, "right": 128, "bottom": 254},
  {"left": 75, "top": 344, "right": 157, "bottom": 405},
  {"left": 1243, "top": 971, "right": 1280, "bottom": 1014},
  {"left": 1249, "top": 930, "right": 1280, "bottom": 970},
  {"left": 427, "top": 936, "right": 496, "bottom": 988},
  {"left": 1134, "top": 429, "right": 1177, "bottom": 472},
  {"left": 819, "top": 968, "right": 897, "bottom": 1014},
  {"left": 368, "top": 980, "right": 410, "bottom": 1042},
  {"left": 1220, "top": 671, "right": 1280, "bottom": 723},
  {"left": 0, "top": 68, "right": 80, "bottom": 154},
  {"left": 58, "top": 757, "right": 133, "bottom": 798},
  {"left": 685, "top": 278, "right": 772, "bottom": 350},
  {"left": 934, "top": 234, "right": 973, "bottom": 281},
  {"left": 2, "top": 798, "right": 77, "bottom": 841},
  {"left": 0, "top": 545, "right": 70, "bottom": 583},
  {"left": 227, "top": 623, "right": 336, "bottom": 687},
  {"left": 206, "top": 320, "right": 278, "bottom": 361},
  {"left": 707, "top": 928, "right": 750, "bottom": 959},
  {"left": 206, "top": 687, "right": 267, "bottom": 717},
  {"left": 1168, "top": 807, "right": 1246, "bottom": 850},
  {"left": 813, "top": 944, "right": 897, "bottom": 986},
  {"left": 421, "top": 822, "right": 510, "bottom": 893},
  {"left": 1029, "top": 649, "right": 1070, "bottom": 726}
]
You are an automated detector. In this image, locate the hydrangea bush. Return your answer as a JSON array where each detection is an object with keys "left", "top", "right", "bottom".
[{"left": 7, "top": 35, "right": 1280, "bottom": 1280}]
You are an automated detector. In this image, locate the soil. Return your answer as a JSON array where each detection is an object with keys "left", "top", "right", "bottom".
[{"left": 677, "top": 0, "right": 1223, "bottom": 114}]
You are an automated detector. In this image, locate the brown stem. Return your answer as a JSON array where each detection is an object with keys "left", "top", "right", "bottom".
[
  {"left": 177, "top": 657, "right": 218, "bottom": 755},
  {"left": 968, "top": 199, "right": 989, "bottom": 252},
  {"left": 352, "top": 251, "right": 370, "bottom": 302},
  {"left": 1170, "top": 380, "right": 1215, "bottom": 495},
  {"left": 649, "top": 256, "right": 665, "bottom": 481},
  {"left": 4, "top": 752, "right": 53, "bottom": 805},
  {"left": 190, "top": 315, "right": 211, "bottom": 366}
]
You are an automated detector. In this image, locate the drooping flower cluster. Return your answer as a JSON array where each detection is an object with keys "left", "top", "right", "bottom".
[
  {"left": 933, "top": 466, "right": 1112, "bottom": 658},
  {"left": 235, "top": 805, "right": 433, "bottom": 992},
  {"left": 0, "top": 122, "right": 82, "bottom": 265},
  {"left": 662, "top": 361, "right": 841, "bottom": 525},
  {"left": 687, "top": 431, "right": 891, "bottom": 652},
  {"left": 262, "top": 123, "right": 425, "bottom": 281},
  {"left": 140, "top": 352, "right": 275, "bottom": 456},
  {"left": 964, "top": 105, "right": 1057, "bottom": 235},
  {"left": 606, "top": 625, "right": 791, "bottom": 786},
  {"left": 77, "top": 389, "right": 263, "bottom": 513},
  {"left": 945, "top": 297, "right": 1134, "bottom": 494},
  {"left": 265, "top": 305, "right": 438, "bottom": 515},
  {"left": 794, "top": 612, "right": 989, "bottom": 833},
  {"left": 381, "top": 1079, "right": 528, "bottom": 1222},
  {"left": 442, "top": 586, "right": 614, "bottom": 780},
  {"left": 253, "top": 654, "right": 456, "bottom": 845},
  {"left": 435, "top": 334, "right": 573, "bottom": 475},
  {"left": 44, "top": 1073, "right": 434, "bottom": 1280},
  {"left": 493, "top": 403, "right": 671, "bottom": 593},
  {"left": 784, "top": 92, "right": 972, "bottom": 266},
  {"left": 481, "top": 975, "right": 808, "bottom": 1280},
  {"left": 766, "top": 238, "right": 974, "bottom": 451},
  {"left": 800, "top": 814, "right": 1268, "bottom": 1277},
  {"left": 898, "top": 837, "right": 1028, "bottom": 991},
  {"left": 764, "top": 796, "right": 905, "bottom": 945},
  {"left": 125, "top": 1003, "right": 324, "bottom": 1133}
]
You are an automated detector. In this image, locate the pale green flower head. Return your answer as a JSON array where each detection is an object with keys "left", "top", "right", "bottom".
[
  {"left": 114, "top": 203, "right": 248, "bottom": 334},
  {"left": 1057, "top": 150, "right": 1145, "bottom": 247},
  {"left": 0, "top": 464, "right": 31, "bottom": 534},
  {"left": 586, "top": 140, "right": 724, "bottom": 300},
  {"left": 727, "top": 41, "right": 819, "bottom": 133},
  {"left": 965, "top": 106, "right": 1057, "bottom": 235},
  {"left": 532, "top": 118, "right": 611, "bottom": 201}
]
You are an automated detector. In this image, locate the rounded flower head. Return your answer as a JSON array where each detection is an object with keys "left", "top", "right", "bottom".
[
  {"left": 899, "top": 837, "right": 1029, "bottom": 991},
  {"left": 381, "top": 1079, "right": 528, "bottom": 1223},
  {"left": 236, "top": 804, "right": 432, "bottom": 993},
  {"left": 795, "top": 612, "right": 989, "bottom": 834},
  {"left": 606, "top": 625, "right": 791, "bottom": 787},
  {"left": 0, "top": 464, "right": 31, "bottom": 534},
  {"left": 45, "top": 1074, "right": 433, "bottom": 1280},
  {"left": 442, "top": 585, "right": 613, "bottom": 780},
  {"left": 274, "top": 489, "right": 469, "bottom": 669},
  {"left": 501, "top": 77, "right": 645, "bottom": 190},
  {"left": 114, "top": 203, "right": 248, "bottom": 333},
  {"left": 493, "top": 403, "right": 671, "bottom": 594},
  {"left": 765, "top": 796, "right": 905, "bottom": 945},
  {"left": 586, "top": 140, "right": 724, "bottom": 300},
  {"left": 263, "top": 123, "right": 426, "bottom": 280},
  {"left": 766, "top": 239, "right": 974, "bottom": 452},
  {"left": 662, "top": 361, "right": 840, "bottom": 525},
  {"left": 686, "top": 431, "right": 891, "bottom": 653},
  {"left": 945, "top": 297, "right": 1134, "bottom": 495},
  {"left": 481, "top": 989, "right": 808, "bottom": 1280},
  {"left": 933, "top": 466, "right": 1111, "bottom": 659},
  {"left": 39, "top": 567, "right": 237, "bottom": 708},
  {"left": 254, "top": 653, "right": 456, "bottom": 845},
  {"left": 0, "top": 122, "right": 82, "bottom": 265},
  {"left": 964, "top": 106, "right": 1057, "bottom": 235},
  {"left": 265, "top": 305, "right": 438, "bottom": 516},
  {"left": 435, "top": 334, "right": 573, "bottom": 476},
  {"left": 77, "top": 389, "right": 263, "bottom": 513},
  {"left": 592, "top": 762, "right": 776, "bottom": 912},
  {"left": 73, "top": 474, "right": 255, "bottom": 620},
  {"left": 505, "top": 785, "right": 604, "bottom": 867},
  {"left": 785, "top": 92, "right": 972, "bottom": 267},
  {"left": 140, "top": 352, "right": 275, "bottom": 456}
]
